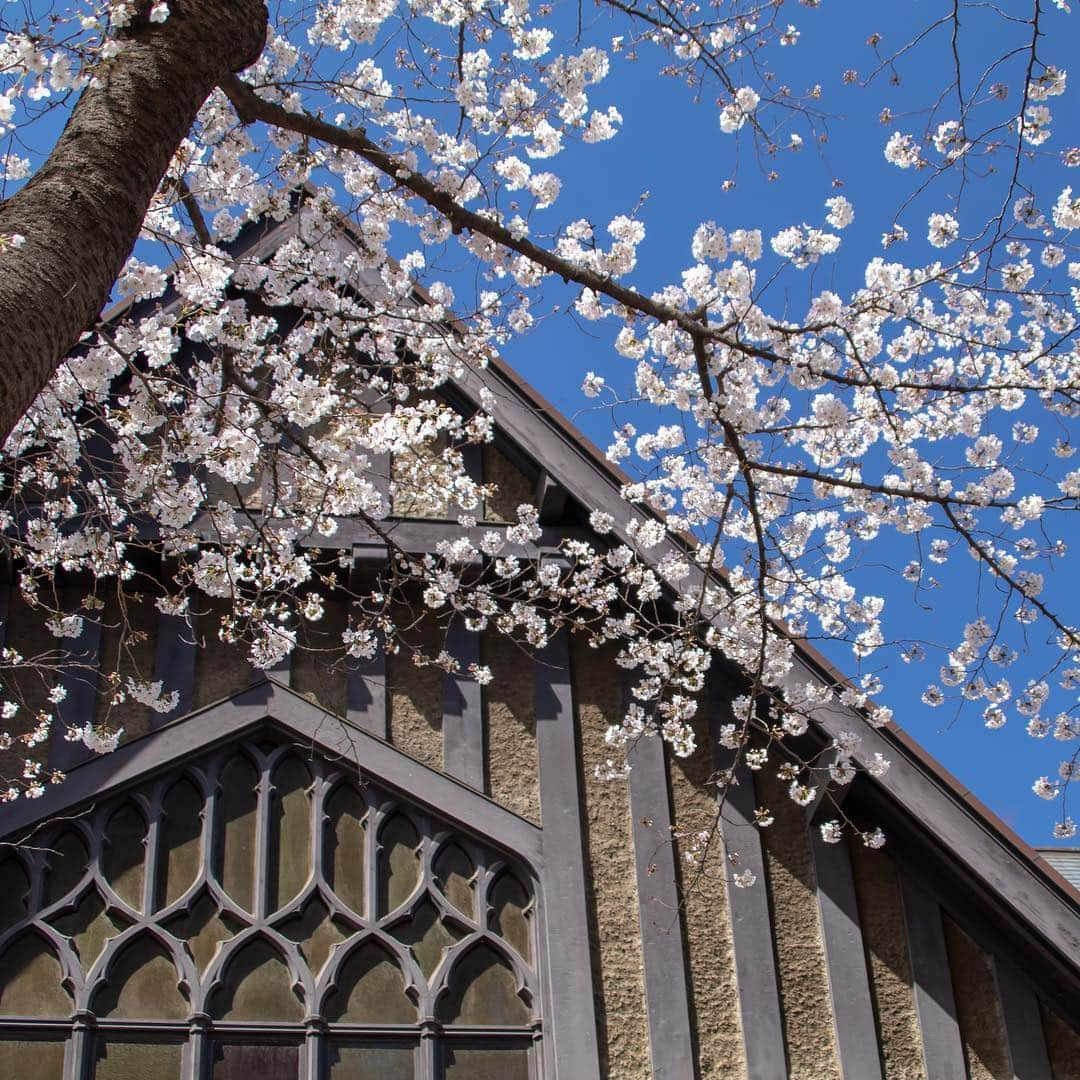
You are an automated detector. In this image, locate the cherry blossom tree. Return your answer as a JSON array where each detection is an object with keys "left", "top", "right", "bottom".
[{"left": 0, "top": 0, "right": 1078, "bottom": 852}]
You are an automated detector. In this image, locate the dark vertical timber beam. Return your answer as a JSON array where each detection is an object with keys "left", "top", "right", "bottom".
[
  {"left": 534, "top": 632, "right": 601, "bottom": 1078},
  {"left": 994, "top": 957, "right": 1052, "bottom": 1080},
  {"left": 442, "top": 618, "right": 483, "bottom": 789},
  {"left": 899, "top": 874, "right": 966, "bottom": 1080},
  {"left": 0, "top": 577, "right": 9, "bottom": 654},
  {"left": 708, "top": 677, "right": 787, "bottom": 1080},
  {"left": 346, "top": 551, "right": 387, "bottom": 738},
  {"left": 625, "top": 675, "right": 695, "bottom": 1079},
  {"left": 152, "top": 561, "right": 198, "bottom": 725},
  {"left": 535, "top": 469, "right": 568, "bottom": 525},
  {"left": 152, "top": 608, "right": 198, "bottom": 723},
  {"left": 49, "top": 587, "right": 103, "bottom": 773},
  {"left": 808, "top": 813, "right": 883, "bottom": 1079}
]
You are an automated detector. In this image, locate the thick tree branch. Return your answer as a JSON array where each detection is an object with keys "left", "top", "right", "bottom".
[{"left": 220, "top": 74, "right": 739, "bottom": 371}]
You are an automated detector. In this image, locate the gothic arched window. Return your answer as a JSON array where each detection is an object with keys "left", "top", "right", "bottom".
[{"left": 0, "top": 732, "right": 540, "bottom": 1079}]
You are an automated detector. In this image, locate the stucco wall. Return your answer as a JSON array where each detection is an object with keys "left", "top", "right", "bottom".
[
  {"left": 848, "top": 841, "right": 923, "bottom": 1079},
  {"left": 1042, "top": 1000, "right": 1080, "bottom": 1080},
  {"left": 571, "top": 637, "right": 649, "bottom": 1077},
  {"left": 482, "top": 630, "right": 539, "bottom": 822},
  {"left": 386, "top": 605, "right": 443, "bottom": 772},
  {"left": 943, "top": 916, "right": 1010, "bottom": 1079},
  {"left": 483, "top": 445, "right": 533, "bottom": 523},
  {"left": 756, "top": 766, "right": 839, "bottom": 1079},
  {"left": 668, "top": 720, "right": 745, "bottom": 1077}
]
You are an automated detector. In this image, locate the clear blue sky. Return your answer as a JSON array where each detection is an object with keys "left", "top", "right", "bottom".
[{"left": 487, "top": 0, "right": 1078, "bottom": 844}]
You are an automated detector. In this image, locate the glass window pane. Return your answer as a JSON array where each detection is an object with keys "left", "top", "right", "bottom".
[
  {"left": 268, "top": 758, "right": 311, "bottom": 912},
  {"left": 277, "top": 899, "right": 346, "bottom": 976},
  {"left": 443, "top": 1042, "right": 530, "bottom": 1080},
  {"left": 327, "top": 1040, "right": 415, "bottom": 1080},
  {"left": 0, "top": 934, "right": 72, "bottom": 1016},
  {"left": 164, "top": 892, "right": 242, "bottom": 975},
  {"left": 437, "top": 945, "right": 530, "bottom": 1026},
  {"left": 490, "top": 873, "right": 531, "bottom": 963},
  {"left": 216, "top": 755, "right": 259, "bottom": 914},
  {"left": 211, "top": 1041, "right": 299, "bottom": 1080},
  {"left": 377, "top": 816, "right": 419, "bottom": 917},
  {"left": 325, "top": 785, "right": 365, "bottom": 916},
  {"left": 432, "top": 844, "right": 474, "bottom": 919},
  {"left": 0, "top": 858, "right": 29, "bottom": 933},
  {"left": 103, "top": 804, "right": 146, "bottom": 911},
  {"left": 50, "top": 889, "right": 129, "bottom": 974},
  {"left": 157, "top": 779, "right": 204, "bottom": 909},
  {"left": 0, "top": 1033, "right": 66, "bottom": 1079},
  {"left": 94, "top": 1037, "right": 183, "bottom": 1079},
  {"left": 324, "top": 944, "right": 415, "bottom": 1024},
  {"left": 92, "top": 938, "right": 188, "bottom": 1019},
  {"left": 211, "top": 941, "right": 303, "bottom": 1021},
  {"left": 44, "top": 830, "right": 87, "bottom": 906}
]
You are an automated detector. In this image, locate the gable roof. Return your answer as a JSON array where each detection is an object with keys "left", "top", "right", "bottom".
[{"left": 12, "top": 197, "right": 1080, "bottom": 1008}]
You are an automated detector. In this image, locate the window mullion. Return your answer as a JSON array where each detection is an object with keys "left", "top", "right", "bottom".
[
  {"left": 187, "top": 1013, "right": 212, "bottom": 1080},
  {"left": 68, "top": 1010, "right": 94, "bottom": 1080},
  {"left": 302, "top": 1017, "right": 325, "bottom": 1080},
  {"left": 419, "top": 1020, "right": 439, "bottom": 1080}
]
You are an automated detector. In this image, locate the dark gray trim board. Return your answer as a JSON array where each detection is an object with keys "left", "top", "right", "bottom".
[
  {"left": 345, "top": 626, "right": 387, "bottom": 739},
  {"left": 442, "top": 620, "right": 484, "bottom": 790},
  {"left": 625, "top": 675, "right": 695, "bottom": 1080},
  {"left": 809, "top": 819, "right": 882, "bottom": 1080},
  {"left": 49, "top": 590, "right": 104, "bottom": 774},
  {"left": 900, "top": 874, "right": 966, "bottom": 1080},
  {"left": 994, "top": 957, "right": 1052, "bottom": 1080},
  {"left": 534, "top": 633, "right": 601, "bottom": 1078},
  {"left": 152, "top": 609, "right": 198, "bottom": 724},
  {"left": 708, "top": 683, "right": 787, "bottom": 1080}
]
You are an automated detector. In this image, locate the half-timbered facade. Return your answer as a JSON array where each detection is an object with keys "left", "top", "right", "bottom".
[{"left": 1, "top": 208, "right": 1078, "bottom": 1079}]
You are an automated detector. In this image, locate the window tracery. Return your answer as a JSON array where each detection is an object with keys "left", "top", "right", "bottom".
[{"left": 0, "top": 730, "right": 540, "bottom": 1078}]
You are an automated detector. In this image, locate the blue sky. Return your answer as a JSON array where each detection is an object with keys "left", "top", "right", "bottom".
[{"left": 485, "top": 0, "right": 1079, "bottom": 844}]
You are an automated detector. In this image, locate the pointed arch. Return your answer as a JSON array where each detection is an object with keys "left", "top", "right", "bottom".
[
  {"left": 436, "top": 940, "right": 533, "bottom": 1026},
  {"left": 92, "top": 932, "right": 188, "bottom": 1019},
  {"left": 0, "top": 931, "right": 72, "bottom": 1017},
  {"left": 208, "top": 934, "right": 305, "bottom": 1022},
  {"left": 322, "top": 940, "right": 417, "bottom": 1024}
]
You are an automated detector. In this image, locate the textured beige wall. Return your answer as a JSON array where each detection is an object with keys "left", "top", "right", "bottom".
[
  {"left": 483, "top": 445, "right": 533, "bottom": 523},
  {"left": 944, "top": 917, "right": 1010, "bottom": 1079},
  {"left": 482, "top": 630, "right": 539, "bottom": 822},
  {"left": 571, "top": 637, "right": 649, "bottom": 1077},
  {"left": 291, "top": 594, "right": 347, "bottom": 718},
  {"left": 192, "top": 597, "right": 252, "bottom": 711},
  {"left": 848, "top": 841, "right": 923, "bottom": 1079},
  {"left": 1041, "top": 1001, "right": 1080, "bottom": 1080},
  {"left": 756, "top": 766, "right": 839, "bottom": 1079},
  {"left": 668, "top": 720, "right": 744, "bottom": 1077},
  {"left": 386, "top": 606, "right": 443, "bottom": 772}
]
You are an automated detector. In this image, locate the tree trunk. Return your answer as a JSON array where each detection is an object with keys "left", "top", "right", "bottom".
[{"left": 0, "top": 0, "right": 267, "bottom": 445}]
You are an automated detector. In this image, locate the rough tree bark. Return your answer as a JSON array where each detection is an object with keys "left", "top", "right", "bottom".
[{"left": 0, "top": 0, "right": 268, "bottom": 445}]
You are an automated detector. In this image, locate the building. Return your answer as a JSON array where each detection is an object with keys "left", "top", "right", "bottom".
[{"left": 0, "top": 206, "right": 1078, "bottom": 1079}]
